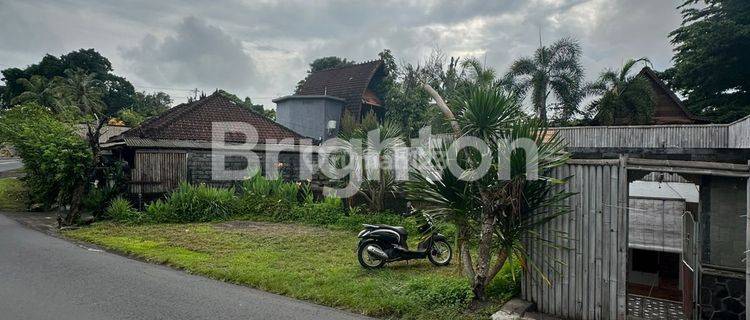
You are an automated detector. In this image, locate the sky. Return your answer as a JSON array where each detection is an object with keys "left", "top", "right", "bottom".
[{"left": 0, "top": 0, "right": 684, "bottom": 110}]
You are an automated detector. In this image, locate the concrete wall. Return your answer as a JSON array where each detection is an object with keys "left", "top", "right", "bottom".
[
  {"left": 276, "top": 98, "right": 344, "bottom": 140},
  {"left": 700, "top": 176, "right": 748, "bottom": 270}
]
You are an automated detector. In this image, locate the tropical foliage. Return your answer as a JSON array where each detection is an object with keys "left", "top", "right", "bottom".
[
  {"left": 0, "top": 104, "right": 92, "bottom": 220},
  {"left": 507, "top": 37, "right": 585, "bottom": 123},
  {"left": 335, "top": 111, "right": 405, "bottom": 212},
  {"left": 665, "top": 0, "right": 750, "bottom": 123},
  {"left": 587, "top": 58, "right": 655, "bottom": 125},
  {"left": 406, "top": 85, "right": 571, "bottom": 300}
]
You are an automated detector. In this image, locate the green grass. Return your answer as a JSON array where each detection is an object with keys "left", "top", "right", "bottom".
[
  {"left": 65, "top": 221, "right": 518, "bottom": 320},
  {"left": 0, "top": 177, "right": 26, "bottom": 211}
]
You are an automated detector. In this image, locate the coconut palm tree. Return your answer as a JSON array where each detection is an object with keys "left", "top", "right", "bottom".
[
  {"left": 507, "top": 37, "right": 585, "bottom": 122},
  {"left": 53, "top": 68, "right": 105, "bottom": 115},
  {"left": 587, "top": 58, "right": 654, "bottom": 125},
  {"left": 408, "top": 84, "right": 572, "bottom": 301},
  {"left": 10, "top": 75, "right": 62, "bottom": 112}
]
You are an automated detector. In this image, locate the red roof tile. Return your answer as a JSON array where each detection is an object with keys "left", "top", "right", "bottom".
[{"left": 123, "top": 93, "right": 306, "bottom": 144}]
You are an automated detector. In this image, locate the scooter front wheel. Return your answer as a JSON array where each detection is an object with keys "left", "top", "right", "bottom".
[
  {"left": 428, "top": 239, "right": 452, "bottom": 266},
  {"left": 358, "top": 241, "right": 386, "bottom": 269}
]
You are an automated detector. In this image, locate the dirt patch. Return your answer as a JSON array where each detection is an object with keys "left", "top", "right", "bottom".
[{"left": 213, "top": 220, "right": 337, "bottom": 237}]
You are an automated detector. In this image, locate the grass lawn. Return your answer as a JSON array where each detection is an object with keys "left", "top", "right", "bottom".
[
  {"left": 65, "top": 221, "right": 518, "bottom": 319},
  {"left": 0, "top": 177, "right": 26, "bottom": 211}
]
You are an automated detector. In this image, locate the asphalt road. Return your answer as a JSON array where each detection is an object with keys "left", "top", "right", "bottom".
[
  {"left": 0, "top": 214, "right": 371, "bottom": 320},
  {"left": 0, "top": 158, "right": 22, "bottom": 172}
]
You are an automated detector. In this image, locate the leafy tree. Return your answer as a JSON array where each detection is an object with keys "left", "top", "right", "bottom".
[
  {"left": 295, "top": 56, "right": 356, "bottom": 93},
  {"left": 10, "top": 75, "right": 61, "bottom": 112},
  {"left": 216, "top": 89, "right": 275, "bottom": 120},
  {"left": 117, "top": 108, "right": 146, "bottom": 126},
  {"left": 309, "top": 56, "right": 355, "bottom": 73},
  {"left": 131, "top": 91, "right": 171, "bottom": 117},
  {"left": 587, "top": 58, "right": 655, "bottom": 125},
  {"left": 0, "top": 104, "right": 92, "bottom": 219},
  {"left": 507, "top": 37, "right": 586, "bottom": 122},
  {"left": 1, "top": 49, "right": 136, "bottom": 115},
  {"left": 665, "top": 0, "right": 750, "bottom": 123},
  {"left": 407, "top": 85, "right": 571, "bottom": 301}
]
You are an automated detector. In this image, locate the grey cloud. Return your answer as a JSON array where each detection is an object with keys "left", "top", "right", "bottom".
[{"left": 119, "top": 16, "right": 259, "bottom": 91}]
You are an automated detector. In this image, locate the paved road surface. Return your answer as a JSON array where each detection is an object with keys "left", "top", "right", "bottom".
[
  {"left": 0, "top": 158, "right": 22, "bottom": 172},
  {"left": 0, "top": 214, "right": 371, "bottom": 320}
]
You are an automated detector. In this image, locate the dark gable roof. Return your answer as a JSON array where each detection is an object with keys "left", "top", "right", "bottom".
[
  {"left": 638, "top": 67, "right": 709, "bottom": 124},
  {"left": 122, "top": 93, "right": 306, "bottom": 144},
  {"left": 296, "top": 60, "right": 384, "bottom": 118}
]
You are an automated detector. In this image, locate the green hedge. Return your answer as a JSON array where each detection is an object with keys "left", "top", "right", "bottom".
[{"left": 105, "top": 175, "right": 422, "bottom": 233}]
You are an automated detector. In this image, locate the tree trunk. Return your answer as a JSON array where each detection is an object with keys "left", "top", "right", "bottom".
[
  {"left": 472, "top": 210, "right": 496, "bottom": 301},
  {"left": 61, "top": 118, "right": 105, "bottom": 227}
]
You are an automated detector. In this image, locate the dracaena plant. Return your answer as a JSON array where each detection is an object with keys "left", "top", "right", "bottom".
[{"left": 406, "top": 85, "right": 572, "bottom": 302}]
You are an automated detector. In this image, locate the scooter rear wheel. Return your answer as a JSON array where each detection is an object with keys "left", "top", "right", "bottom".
[
  {"left": 358, "top": 241, "right": 386, "bottom": 269},
  {"left": 428, "top": 239, "right": 452, "bottom": 266}
]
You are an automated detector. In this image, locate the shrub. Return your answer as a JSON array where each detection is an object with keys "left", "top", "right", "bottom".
[
  {"left": 0, "top": 104, "right": 92, "bottom": 210},
  {"left": 286, "top": 196, "right": 346, "bottom": 225},
  {"left": 239, "top": 173, "right": 300, "bottom": 206},
  {"left": 151, "top": 183, "right": 237, "bottom": 223},
  {"left": 105, "top": 197, "right": 145, "bottom": 223},
  {"left": 145, "top": 199, "right": 172, "bottom": 221}
]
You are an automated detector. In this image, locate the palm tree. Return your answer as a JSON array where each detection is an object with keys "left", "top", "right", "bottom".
[
  {"left": 53, "top": 68, "right": 105, "bottom": 115},
  {"left": 460, "top": 57, "right": 497, "bottom": 88},
  {"left": 507, "top": 37, "right": 585, "bottom": 122},
  {"left": 409, "top": 85, "right": 571, "bottom": 301},
  {"left": 587, "top": 58, "right": 654, "bottom": 125},
  {"left": 51, "top": 68, "right": 107, "bottom": 226},
  {"left": 10, "top": 75, "right": 61, "bottom": 112}
]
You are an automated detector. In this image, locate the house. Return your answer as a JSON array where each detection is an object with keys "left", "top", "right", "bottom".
[
  {"left": 273, "top": 60, "right": 386, "bottom": 140},
  {"left": 104, "top": 92, "right": 310, "bottom": 200},
  {"left": 521, "top": 116, "right": 750, "bottom": 320},
  {"left": 609, "top": 67, "right": 709, "bottom": 125}
]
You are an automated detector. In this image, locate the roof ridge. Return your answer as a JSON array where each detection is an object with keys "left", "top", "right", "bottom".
[{"left": 311, "top": 59, "right": 382, "bottom": 73}]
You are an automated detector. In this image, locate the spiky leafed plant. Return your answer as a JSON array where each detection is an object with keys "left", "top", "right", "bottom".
[
  {"left": 587, "top": 58, "right": 655, "bottom": 125},
  {"left": 332, "top": 111, "right": 405, "bottom": 212},
  {"left": 507, "top": 37, "right": 585, "bottom": 122},
  {"left": 11, "top": 75, "right": 62, "bottom": 112},
  {"left": 407, "top": 85, "right": 572, "bottom": 301}
]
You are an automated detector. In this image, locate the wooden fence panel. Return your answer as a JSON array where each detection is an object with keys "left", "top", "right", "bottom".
[
  {"left": 522, "top": 159, "right": 628, "bottom": 319},
  {"left": 130, "top": 151, "right": 187, "bottom": 194}
]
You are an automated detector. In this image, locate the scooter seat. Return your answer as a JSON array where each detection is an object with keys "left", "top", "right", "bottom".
[{"left": 376, "top": 225, "right": 407, "bottom": 236}]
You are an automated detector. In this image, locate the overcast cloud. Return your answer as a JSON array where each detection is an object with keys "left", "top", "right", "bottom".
[{"left": 0, "top": 0, "right": 683, "bottom": 108}]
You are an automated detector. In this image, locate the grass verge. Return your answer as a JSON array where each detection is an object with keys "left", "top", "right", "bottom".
[
  {"left": 0, "top": 177, "right": 26, "bottom": 211},
  {"left": 65, "top": 221, "right": 518, "bottom": 320}
]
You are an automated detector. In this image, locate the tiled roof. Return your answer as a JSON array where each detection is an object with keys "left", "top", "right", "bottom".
[
  {"left": 296, "top": 60, "right": 384, "bottom": 118},
  {"left": 121, "top": 93, "right": 306, "bottom": 144}
]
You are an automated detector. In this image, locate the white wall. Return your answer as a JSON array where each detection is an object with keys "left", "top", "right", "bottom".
[{"left": 629, "top": 180, "right": 699, "bottom": 203}]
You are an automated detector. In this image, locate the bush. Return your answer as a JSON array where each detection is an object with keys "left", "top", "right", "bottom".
[
  {"left": 285, "top": 196, "right": 346, "bottom": 224},
  {"left": 150, "top": 183, "right": 237, "bottom": 223},
  {"left": 106, "top": 197, "right": 145, "bottom": 223},
  {"left": 0, "top": 104, "right": 92, "bottom": 210}
]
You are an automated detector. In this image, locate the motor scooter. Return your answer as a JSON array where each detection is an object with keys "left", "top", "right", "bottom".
[{"left": 356, "top": 213, "right": 452, "bottom": 269}]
